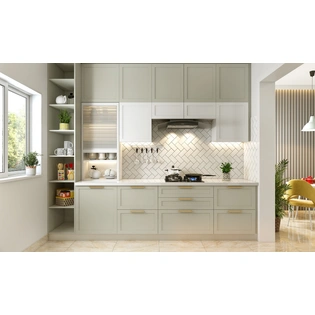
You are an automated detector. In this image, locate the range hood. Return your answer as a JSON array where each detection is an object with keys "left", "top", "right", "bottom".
[{"left": 157, "top": 119, "right": 212, "bottom": 130}]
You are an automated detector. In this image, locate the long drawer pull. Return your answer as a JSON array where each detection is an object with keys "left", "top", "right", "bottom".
[
  {"left": 130, "top": 186, "right": 145, "bottom": 189},
  {"left": 179, "top": 186, "right": 192, "bottom": 189},
  {"left": 178, "top": 197, "right": 193, "bottom": 201},
  {"left": 89, "top": 186, "right": 104, "bottom": 189},
  {"left": 228, "top": 210, "right": 243, "bottom": 214},
  {"left": 227, "top": 186, "right": 243, "bottom": 189},
  {"left": 179, "top": 210, "right": 193, "bottom": 213},
  {"left": 130, "top": 210, "right": 145, "bottom": 214}
]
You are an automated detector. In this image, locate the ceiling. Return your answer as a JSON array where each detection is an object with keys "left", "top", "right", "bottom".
[{"left": 276, "top": 63, "right": 315, "bottom": 87}]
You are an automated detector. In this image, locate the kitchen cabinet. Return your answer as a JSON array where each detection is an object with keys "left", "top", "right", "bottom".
[
  {"left": 152, "top": 64, "right": 183, "bottom": 102},
  {"left": 213, "top": 186, "right": 256, "bottom": 234},
  {"left": 216, "top": 64, "right": 249, "bottom": 102},
  {"left": 159, "top": 197, "right": 213, "bottom": 210},
  {"left": 120, "top": 64, "right": 151, "bottom": 102},
  {"left": 117, "top": 186, "right": 158, "bottom": 209},
  {"left": 117, "top": 210, "right": 158, "bottom": 234},
  {"left": 81, "top": 64, "right": 119, "bottom": 102},
  {"left": 159, "top": 210, "right": 213, "bottom": 234},
  {"left": 120, "top": 102, "right": 152, "bottom": 142},
  {"left": 76, "top": 186, "right": 117, "bottom": 234},
  {"left": 184, "top": 102, "right": 216, "bottom": 119},
  {"left": 212, "top": 102, "right": 249, "bottom": 142},
  {"left": 151, "top": 102, "right": 183, "bottom": 119},
  {"left": 159, "top": 186, "right": 213, "bottom": 198},
  {"left": 184, "top": 64, "right": 216, "bottom": 102}
]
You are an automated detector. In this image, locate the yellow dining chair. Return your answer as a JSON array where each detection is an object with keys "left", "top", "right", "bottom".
[{"left": 286, "top": 179, "right": 315, "bottom": 230}]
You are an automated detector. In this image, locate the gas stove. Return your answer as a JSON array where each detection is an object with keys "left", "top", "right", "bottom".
[{"left": 165, "top": 174, "right": 204, "bottom": 182}]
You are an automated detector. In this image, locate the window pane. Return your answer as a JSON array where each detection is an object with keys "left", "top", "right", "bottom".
[
  {"left": 8, "top": 90, "right": 26, "bottom": 172},
  {"left": 0, "top": 85, "right": 4, "bottom": 173}
]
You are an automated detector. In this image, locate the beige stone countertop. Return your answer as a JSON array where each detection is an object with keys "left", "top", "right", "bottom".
[{"left": 75, "top": 178, "right": 258, "bottom": 186}]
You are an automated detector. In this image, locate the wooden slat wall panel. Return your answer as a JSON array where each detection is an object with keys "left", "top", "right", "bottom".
[{"left": 276, "top": 90, "right": 315, "bottom": 179}]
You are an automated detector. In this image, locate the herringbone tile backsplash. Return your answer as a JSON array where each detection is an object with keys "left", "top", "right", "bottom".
[{"left": 122, "top": 120, "right": 244, "bottom": 179}]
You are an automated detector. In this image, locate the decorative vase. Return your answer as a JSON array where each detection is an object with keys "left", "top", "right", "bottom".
[
  {"left": 222, "top": 172, "right": 231, "bottom": 181},
  {"left": 26, "top": 166, "right": 36, "bottom": 176},
  {"left": 59, "top": 123, "right": 69, "bottom": 130},
  {"left": 275, "top": 217, "right": 281, "bottom": 232}
]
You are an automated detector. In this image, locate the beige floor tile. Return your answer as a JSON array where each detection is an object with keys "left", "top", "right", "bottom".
[
  {"left": 113, "top": 241, "right": 159, "bottom": 252},
  {"left": 36, "top": 247, "right": 68, "bottom": 252},
  {"left": 36, "top": 241, "right": 74, "bottom": 251},
  {"left": 159, "top": 241, "right": 205, "bottom": 252}
]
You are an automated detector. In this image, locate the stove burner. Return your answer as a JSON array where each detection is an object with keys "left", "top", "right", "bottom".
[{"left": 165, "top": 174, "right": 182, "bottom": 182}]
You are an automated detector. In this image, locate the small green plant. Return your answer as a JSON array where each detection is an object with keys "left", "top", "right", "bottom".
[
  {"left": 58, "top": 109, "right": 72, "bottom": 124},
  {"left": 275, "top": 159, "right": 291, "bottom": 218},
  {"left": 220, "top": 162, "right": 233, "bottom": 173},
  {"left": 22, "top": 151, "right": 40, "bottom": 167}
]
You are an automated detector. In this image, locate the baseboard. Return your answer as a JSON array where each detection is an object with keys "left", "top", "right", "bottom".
[{"left": 23, "top": 235, "right": 48, "bottom": 252}]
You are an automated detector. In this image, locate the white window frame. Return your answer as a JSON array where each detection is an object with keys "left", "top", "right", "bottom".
[{"left": 0, "top": 78, "right": 32, "bottom": 178}]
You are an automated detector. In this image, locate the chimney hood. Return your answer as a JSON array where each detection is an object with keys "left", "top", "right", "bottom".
[{"left": 157, "top": 119, "right": 212, "bottom": 130}]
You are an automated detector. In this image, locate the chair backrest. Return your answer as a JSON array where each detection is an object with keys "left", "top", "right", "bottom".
[{"left": 287, "top": 179, "right": 315, "bottom": 203}]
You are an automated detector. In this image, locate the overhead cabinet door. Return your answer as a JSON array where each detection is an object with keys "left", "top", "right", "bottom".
[
  {"left": 152, "top": 64, "right": 184, "bottom": 102},
  {"left": 216, "top": 64, "right": 249, "bottom": 102},
  {"left": 184, "top": 64, "right": 216, "bottom": 102},
  {"left": 81, "top": 64, "right": 119, "bottom": 102},
  {"left": 120, "top": 64, "right": 151, "bottom": 102}
]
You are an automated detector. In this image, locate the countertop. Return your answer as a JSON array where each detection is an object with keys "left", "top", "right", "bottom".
[{"left": 75, "top": 178, "right": 258, "bottom": 186}]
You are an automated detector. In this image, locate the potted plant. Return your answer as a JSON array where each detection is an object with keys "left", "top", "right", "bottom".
[
  {"left": 275, "top": 158, "right": 291, "bottom": 232},
  {"left": 220, "top": 162, "right": 233, "bottom": 181},
  {"left": 58, "top": 109, "right": 72, "bottom": 130},
  {"left": 22, "top": 151, "right": 40, "bottom": 176}
]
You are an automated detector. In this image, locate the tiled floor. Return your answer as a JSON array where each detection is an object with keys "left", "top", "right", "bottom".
[{"left": 32, "top": 212, "right": 315, "bottom": 252}]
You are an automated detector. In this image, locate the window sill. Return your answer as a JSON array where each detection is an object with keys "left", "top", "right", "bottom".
[{"left": 0, "top": 174, "right": 42, "bottom": 184}]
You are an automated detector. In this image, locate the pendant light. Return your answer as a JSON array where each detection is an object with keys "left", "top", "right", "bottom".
[{"left": 302, "top": 70, "right": 315, "bottom": 131}]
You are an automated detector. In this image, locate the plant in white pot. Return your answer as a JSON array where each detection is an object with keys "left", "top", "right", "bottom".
[
  {"left": 22, "top": 151, "right": 40, "bottom": 176},
  {"left": 58, "top": 109, "right": 72, "bottom": 130},
  {"left": 220, "top": 162, "right": 233, "bottom": 181}
]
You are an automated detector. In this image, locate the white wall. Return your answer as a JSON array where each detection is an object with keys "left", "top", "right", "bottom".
[
  {"left": 0, "top": 63, "right": 47, "bottom": 252},
  {"left": 251, "top": 63, "right": 302, "bottom": 242}
]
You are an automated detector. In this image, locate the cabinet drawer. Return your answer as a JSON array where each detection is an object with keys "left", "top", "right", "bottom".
[
  {"left": 159, "top": 210, "right": 213, "bottom": 234},
  {"left": 118, "top": 186, "right": 158, "bottom": 209},
  {"left": 159, "top": 186, "right": 213, "bottom": 198},
  {"left": 214, "top": 210, "right": 256, "bottom": 234},
  {"left": 159, "top": 197, "right": 213, "bottom": 210},
  {"left": 117, "top": 210, "right": 158, "bottom": 234},
  {"left": 214, "top": 186, "right": 256, "bottom": 210}
]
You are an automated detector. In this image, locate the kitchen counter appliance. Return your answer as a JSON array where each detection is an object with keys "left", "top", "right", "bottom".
[{"left": 165, "top": 173, "right": 216, "bottom": 182}]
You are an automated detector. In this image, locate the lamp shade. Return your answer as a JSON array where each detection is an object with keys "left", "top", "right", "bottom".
[{"left": 302, "top": 116, "right": 315, "bottom": 131}]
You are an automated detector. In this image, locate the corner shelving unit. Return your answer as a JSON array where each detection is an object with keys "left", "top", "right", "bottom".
[{"left": 47, "top": 64, "right": 76, "bottom": 236}]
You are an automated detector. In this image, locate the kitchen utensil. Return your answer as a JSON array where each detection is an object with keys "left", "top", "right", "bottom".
[
  {"left": 67, "top": 148, "right": 73, "bottom": 156},
  {"left": 54, "top": 148, "right": 66, "bottom": 155},
  {"left": 108, "top": 153, "right": 116, "bottom": 160},
  {"left": 89, "top": 165, "right": 101, "bottom": 179},
  {"left": 56, "top": 95, "right": 67, "bottom": 104},
  {"left": 89, "top": 153, "right": 97, "bottom": 160},
  {"left": 64, "top": 141, "right": 73, "bottom": 148},
  {"left": 165, "top": 174, "right": 183, "bottom": 182},
  {"left": 104, "top": 169, "right": 116, "bottom": 179},
  {"left": 150, "top": 148, "right": 156, "bottom": 163},
  {"left": 134, "top": 148, "right": 140, "bottom": 164},
  {"left": 184, "top": 173, "right": 216, "bottom": 182},
  {"left": 98, "top": 153, "right": 106, "bottom": 160},
  {"left": 165, "top": 165, "right": 181, "bottom": 176}
]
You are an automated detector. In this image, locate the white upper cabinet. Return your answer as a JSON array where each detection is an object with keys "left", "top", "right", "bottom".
[
  {"left": 212, "top": 102, "right": 249, "bottom": 142},
  {"left": 184, "top": 102, "right": 216, "bottom": 119},
  {"left": 184, "top": 64, "right": 216, "bottom": 102},
  {"left": 152, "top": 64, "right": 184, "bottom": 102},
  {"left": 81, "top": 64, "right": 119, "bottom": 102},
  {"left": 151, "top": 102, "right": 184, "bottom": 119},
  {"left": 120, "top": 102, "right": 152, "bottom": 142},
  {"left": 120, "top": 64, "right": 151, "bottom": 102},
  {"left": 216, "top": 64, "right": 249, "bottom": 102}
]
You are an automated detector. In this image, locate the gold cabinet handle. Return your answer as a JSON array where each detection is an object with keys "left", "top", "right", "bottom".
[
  {"left": 228, "top": 210, "right": 243, "bottom": 214},
  {"left": 130, "top": 210, "right": 145, "bottom": 213},
  {"left": 130, "top": 186, "right": 145, "bottom": 189},
  {"left": 178, "top": 197, "right": 193, "bottom": 201},
  {"left": 89, "top": 186, "right": 104, "bottom": 189},
  {"left": 178, "top": 210, "right": 193, "bottom": 213},
  {"left": 179, "top": 186, "right": 192, "bottom": 189},
  {"left": 227, "top": 186, "right": 243, "bottom": 189}
]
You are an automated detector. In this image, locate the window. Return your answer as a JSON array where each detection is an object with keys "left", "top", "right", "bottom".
[{"left": 0, "top": 77, "right": 38, "bottom": 179}]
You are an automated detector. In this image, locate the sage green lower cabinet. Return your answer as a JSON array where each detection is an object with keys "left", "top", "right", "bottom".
[
  {"left": 213, "top": 210, "right": 256, "bottom": 234},
  {"left": 76, "top": 187, "right": 117, "bottom": 234},
  {"left": 159, "top": 210, "right": 213, "bottom": 234},
  {"left": 117, "top": 210, "right": 158, "bottom": 234}
]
